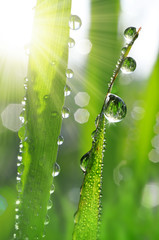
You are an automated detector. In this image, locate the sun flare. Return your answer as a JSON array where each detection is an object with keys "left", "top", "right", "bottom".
[{"left": 0, "top": 0, "right": 36, "bottom": 54}]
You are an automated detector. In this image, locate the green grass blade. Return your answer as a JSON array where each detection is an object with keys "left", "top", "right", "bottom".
[
  {"left": 73, "top": 27, "right": 141, "bottom": 240},
  {"left": 73, "top": 114, "right": 106, "bottom": 240},
  {"left": 15, "top": 0, "right": 71, "bottom": 239}
]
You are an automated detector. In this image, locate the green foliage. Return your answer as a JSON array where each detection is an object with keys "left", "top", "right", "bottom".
[
  {"left": 15, "top": 0, "right": 71, "bottom": 239},
  {"left": 72, "top": 26, "right": 140, "bottom": 239}
]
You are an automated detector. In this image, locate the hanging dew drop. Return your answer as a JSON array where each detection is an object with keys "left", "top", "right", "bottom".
[
  {"left": 64, "top": 85, "right": 71, "bottom": 96},
  {"left": 44, "top": 215, "right": 50, "bottom": 225},
  {"left": 124, "top": 27, "right": 136, "bottom": 42},
  {"left": 57, "top": 135, "right": 64, "bottom": 145},
  {"left": 80, "top": 152, "right": 90, "bottom": 173},
  {"left": 121, "top": 47, "right": 127, "bottom": 55},
  {"left": 47, "top": 199, "right": 53, "bottom": 210},
  {"left": 68, "top": 37, "right": 75, "bottom": 48},
  {"left": 62, "top": 107, "right": 70, "bottom": 118},
  {"left": 50, "top": 184, "right": 55, "bottom": 194},
  {"left": 103, "top": 93, "right": 127, "bottom": 123},
  {"left": 52, "top": 162, "right": 60, "bottom": 177},
  {"left": 66, "top": 69, "right": 74, "bottom": 79},
  {"left": 69, "top": 15, "right": 82, "bottom": 30},
  {"left": 121, "top": 57, "right": 136, "bottom": 74}
]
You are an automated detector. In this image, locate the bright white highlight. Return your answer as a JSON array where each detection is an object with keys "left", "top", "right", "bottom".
[{"left": 0, "top": 0, "right": 36, "bottom": 54}]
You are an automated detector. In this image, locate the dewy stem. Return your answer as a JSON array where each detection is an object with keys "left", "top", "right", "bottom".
[
  {"left": 107, "top": 27, "right": 141, "bottom": 95},
  {"left": 99, "top": 27, "right": 141, "bottom": 115}
]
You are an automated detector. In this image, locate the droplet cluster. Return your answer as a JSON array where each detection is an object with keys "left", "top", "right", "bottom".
[{"left": 106, "top": 26, "right": 139, "bottom": 122}]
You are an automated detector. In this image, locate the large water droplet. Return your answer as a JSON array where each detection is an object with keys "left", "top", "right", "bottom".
[
  {"left": 124, "top": 27, "right": 136, "bottom": 42},
  {"left": 121, "top": 57, "right": 136, "bottom": 74},
  {"left": 69, "top": 15, "right": 82, "bottom": 30},
  {"left": 64, "top": 85, "right": 71, "bottom": 97},
  {"left": 57, "top": 135, "right": 64, "bottom": 145},
  {"left": 52, "top": 162, "right": 60, "bottom": 177},
  {"left": 62, "top": 107, "right": 70, "bottom": 118},
  {"left": 103, "top": 93, "right": 127, "bottom": 123},
  {"left": 68, "top": 37, "right": 75, "bottom": 48},
  {"left": 66, "top": 69, "right": 74, "bottom": 79},
  {"left": 80, "top": 152, "right": 90, "bottom": 173}
]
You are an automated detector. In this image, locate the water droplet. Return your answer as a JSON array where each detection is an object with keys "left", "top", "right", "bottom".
[
  {"left": 50, "top": 184, "right": 55, "bottom": 194},
  {"left": 80, "top": 152, "right": 90, "bottom": 173},
  {"left": 47, "top": 199, "right": 52, "bottom": 210},
  {"left": 44, "top": 215, "right": 50, "bottom": 225},
  {"left": 18, "top": 125, "right": 27, "bottom": 141},
  {"left": 52, "top": 162, "right": 60, "bottom": 177},
  {"left": 103, "top": 93, "right": 127, "bottom": 123},
  {"left": 121, "top": 47, "right": 127, "bottom": 55},
  {"left": 57, "top": 135, "right": 64, "bottom": 145},
  {"left": 68, "top": 37, "right": 75, "bottom": 48},
  {"left": 43, "top": 95, "right": 49, "bottom": 100},
  {"left": 66, "top": 69, "right": 74, "bottom": 79},
  {"left": 69, "top": 15, "right": 82, "bottom": 30},
  {"left": 51, "top": 111, "right": 58, "bottom": 117},
  {"left": 16, "top": 181, "right": 22, "bottom": 192},
  {"left": 124, "top": 27, "right": 136, "bottom": 42},
  {"left": 17, "top": 163, "right": 24, "bottom": 175},
  {"left": 121, "top": 57, "right": 136, "bottom": 74},
  {"left": 64, "top": 85, "right": 71, "bottom": 97},
  {"left": 17, "top": 155, "right": 22, "bottom": 162},
  {"left": 16, "top": 200, "right": 20, "bottom": 205},
  {"left": 62, "top": 107, "right": 70, "bottom": 118}
]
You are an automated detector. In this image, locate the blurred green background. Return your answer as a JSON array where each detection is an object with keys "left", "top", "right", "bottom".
[{"left": 0, "top": 0, "right": 159, "bottom": 239}]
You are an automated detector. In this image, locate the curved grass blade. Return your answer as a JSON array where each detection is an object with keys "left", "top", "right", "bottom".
[
  {"left": 14, "top": 0, "right": 71, "bottom": 239},
  {"left": 72, "top": 27, "right": 141, "bottom": 240}
]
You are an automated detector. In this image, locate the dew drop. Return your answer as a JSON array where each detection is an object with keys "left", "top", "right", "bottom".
[
  {"left": 17, "top": 163, "right": 24, "bottom": 175},
  {"left": 47, "top": 199, "right": 53, "bottom": 210},
  {"left": 80, "top": 152, "right": 90, "bottom": 173},
  {"left": 17, "top": 155, "right": 22, "bottom": 162},
  {"left": 68, "top": 37, "right": 75, "bottom": 48},
  {"left": 43, "top": 95, "right": 49, "bottom": 100},
  {"left": 124, "top": 27, "right": 136, "bottom": 42},
  {"left": 121, "top": 47, "right": 127, "bottom": 55},
  {"left": 64, "top": 85, "right": 71, "bottom": 97},
  {"left": 66, "top": 69, "right": 74, "bottom": 79},
  {"left": 18, "top": 125, "right": 27, "bottom": 141},
  {"left": 103, "top": 93, "right": 127, "bottom": 123},
  {"left": 51, "top": 111, "right": 58, "bottom": 117},
  {"left": 52, "top": 162, "right": 60, "bottom": 177},
  {"left": 121, "top": 57, "right": 136, "bottom": 74},
  {"left": 44, "top": 215, "right": 50, "bottom": 225},
  {"left": 69, "top": 15, "right": 82, "bottom": 30},
  {"left": 50, "top": 184, "right": 55, "bottom": 194},
  {"left": 62, "top": 107, "right": 70, "bottom": 118},
  {"left": 57, "top": 135, "right": 64, "bottom": 145},
  {"left": 16, "top": 200, "right": 20, "bottom": 205},
  {"left": 17, "top": 180, "right": 22, "bottom": 193}
]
